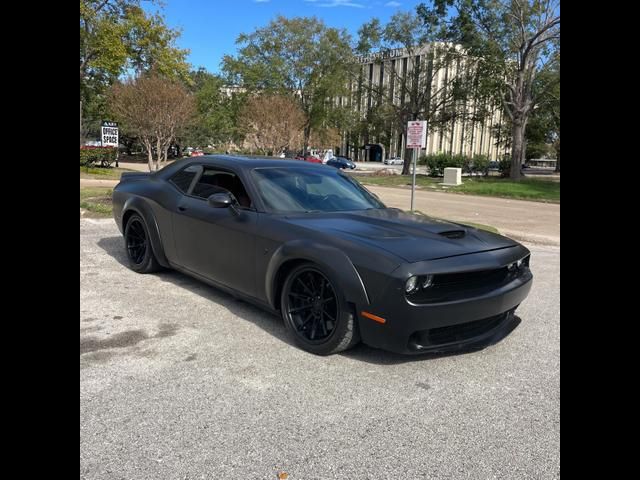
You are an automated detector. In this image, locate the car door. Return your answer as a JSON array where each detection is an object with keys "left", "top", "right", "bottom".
[{"left": 171, "top": 165, "right": 258, "bottom": 298}]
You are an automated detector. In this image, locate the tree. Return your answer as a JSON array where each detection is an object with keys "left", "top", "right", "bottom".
[
  {"left": 80, "top": 0, "right": 190, "bottom": 142},
  {"left": 527, "top": 60, "right": 559, "bottom": 169},
  {"left": 525, "top": 67, "right": 559, "bottom": 164},
  {"left": 222, "top": 16, "right": 354, "bottom": 154},
  {"left": 355, "top": 11, "right": 483, "bottom": 174},
  {"left": 238, "top": 94, "right": 306, "bottom": 155},
  {"left": 108, "top": 74, "right": 195, "bottom": 171},
  {"left": 428, "top": 0, "right": 560, "bottom": 179},
  {"left": 181, "top": 68, "right": 244, "bottom": 151}
]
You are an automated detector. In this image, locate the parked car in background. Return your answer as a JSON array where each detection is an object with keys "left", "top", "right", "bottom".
[
  {"left": 384, "top": 157, "right": 404, "bottom": 165},
  {"left": 326, "top": 156, "right": 356, "bottom": 170},
  {"left": 191, "top": 150, "right": 204, "bottom": 157},
  {"left": 295, "top": 154, "right": 323, "bottom": 164},
  {"left": 488, "top": 161, "right": 500, "bottom": 171}
]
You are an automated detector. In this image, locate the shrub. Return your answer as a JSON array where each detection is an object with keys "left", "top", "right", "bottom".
[
  {"left": 451, "top": 153, "right": 467, "bottom": 171},
  {"left": 80, "top": 146, "right": 117, "bottom": 167},
  {"left": 422, "top": 152, "right": 467, "bottom": 177},
  {"left": 499, "top": 155, "right": 511, "bottom": 177},
  {"left": 471, "top": 154, "right": 490, "bottom": 176}
]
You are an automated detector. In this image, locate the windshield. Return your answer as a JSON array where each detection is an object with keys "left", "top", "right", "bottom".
[{"left": 252, "top": 167, "right": 385, "bottom": 213}]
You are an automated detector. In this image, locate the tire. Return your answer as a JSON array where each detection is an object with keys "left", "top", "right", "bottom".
[
  {"left": 124, "top": 213, "right": 161, "bottom": 273},
  {"left": 280, "top": 263, "right": 360, "bottom": 355}
]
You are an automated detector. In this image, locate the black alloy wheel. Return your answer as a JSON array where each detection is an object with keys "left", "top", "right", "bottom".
[
  {"left": 124, "top": 214, "right": 161, "bottom": 273},
  {"left": 281, "top": 263, "right": 359, "bottom": 355},
  {"left": 126, "top": 218, "right": 147, "bottom": 265}
]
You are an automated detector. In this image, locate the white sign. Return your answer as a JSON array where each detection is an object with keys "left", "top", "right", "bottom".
[
  {"left": 101, "top": 121, "right": 119, "bottom": 147},
  {"left": 406, "top": 120, "right": 427, "bottom": 149}
]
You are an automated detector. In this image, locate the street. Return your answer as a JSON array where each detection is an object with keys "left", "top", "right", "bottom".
[{"left": 80, "top": 218, "right": 559, "bottom": 479}]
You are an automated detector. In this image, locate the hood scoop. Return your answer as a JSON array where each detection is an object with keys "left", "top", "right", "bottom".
[{"left": 438, "top": 229, "right": 466, "bottom": 239}]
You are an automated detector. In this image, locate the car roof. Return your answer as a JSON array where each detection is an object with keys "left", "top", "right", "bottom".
[{"left": 155, "top": 154, "right": 328, "bottom": 178}]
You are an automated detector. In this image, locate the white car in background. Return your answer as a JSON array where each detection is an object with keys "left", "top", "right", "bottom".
[{"left": 384, "top": 157, "right": 404, "bottom": 165}]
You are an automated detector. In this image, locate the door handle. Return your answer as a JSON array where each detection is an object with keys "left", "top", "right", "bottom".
[{"left": 178, "top": 205, "right": 187, "bottom": 212}]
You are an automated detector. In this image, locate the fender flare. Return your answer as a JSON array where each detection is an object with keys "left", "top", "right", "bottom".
[
  {"left": 265, "top": 239, "right": 370, "bottom": 311},
  {"left": 121, "top": 196, "right": 170, "bottom": 268}
]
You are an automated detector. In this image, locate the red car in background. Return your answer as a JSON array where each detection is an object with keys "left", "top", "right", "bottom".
[{"left": 295, "top": 154, "right": 323, "bottom": 164}]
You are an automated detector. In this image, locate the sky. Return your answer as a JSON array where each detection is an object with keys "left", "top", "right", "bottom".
[{"left": 144, "top": 0, "right": 427, "bottom": 74}]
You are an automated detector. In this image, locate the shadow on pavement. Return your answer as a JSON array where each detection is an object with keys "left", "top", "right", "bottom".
[
  {"left": 96, "top": 235, "right": 521, "bottom": 365},
  {"left": 97, "top": 236, "right": 298, "bottom": 350}
]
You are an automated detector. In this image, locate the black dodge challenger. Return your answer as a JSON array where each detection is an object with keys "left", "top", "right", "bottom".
[{"left": 113, "top": 155, "right": 532, "bottom": 355}]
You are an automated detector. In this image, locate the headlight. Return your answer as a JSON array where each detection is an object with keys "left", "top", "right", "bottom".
[
  {"left": 406, "top": 274, "right": 434, "bottom": 294},
  {"left": 517, "top": 255, "right": 530, "bottom": 269},
  {"left": 405, "top": 275, "right": 419, "bottom": 293}
]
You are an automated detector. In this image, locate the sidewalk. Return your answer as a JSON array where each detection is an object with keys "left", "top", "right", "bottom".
[
  {"left": 80, "top": 178, "right": 560, "bottom": 246},
  {"left": 116, "top": 161, "right": 156, "bottom": 172},
  {"left": 80, "top": 179, "right": 119, "bottom": 188}
]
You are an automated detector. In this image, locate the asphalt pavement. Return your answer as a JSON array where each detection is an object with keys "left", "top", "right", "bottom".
[{"left": 80, "top": 218, "right": 560, "bottom": 480}]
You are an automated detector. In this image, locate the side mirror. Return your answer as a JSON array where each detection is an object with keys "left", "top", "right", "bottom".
[
  {"left": 208, "top": 192, "right": 234, "bottom": 208},
  {"left": 207, "top": 192, "right": 239, "bottom": 215}
]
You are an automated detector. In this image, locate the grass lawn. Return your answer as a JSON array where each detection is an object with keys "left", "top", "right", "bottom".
[
  {"left": 80, "top": 166, "right": 136, "bottom": 181},
  {"left": 354, "top": 173, "right": 559, "bottom": 203},
  {"left": 80, "top": 187, "right": 113, "bottom": 217}
]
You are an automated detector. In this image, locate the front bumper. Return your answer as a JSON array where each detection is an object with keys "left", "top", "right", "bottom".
[{"left": 356, "top": 247, "right": 533, "bottom": 354}]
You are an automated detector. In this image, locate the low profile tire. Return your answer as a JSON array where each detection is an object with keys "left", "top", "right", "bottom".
[
  {"left": 280, "top": 263, "right": 360, "bottom": 355},
  {"left": 124, "top": 214, "right": 161, "bottom": 273}
]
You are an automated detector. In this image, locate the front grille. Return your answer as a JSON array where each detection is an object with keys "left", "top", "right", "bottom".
[
  {"left": 434, "top": 267, "right": 509, "bottom": 287},
  {"left": 407, "top": 256, "right": 530, "bottom": 304}
]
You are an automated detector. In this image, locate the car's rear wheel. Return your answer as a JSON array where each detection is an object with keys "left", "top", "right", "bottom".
[
  {"left": 124, "top": 214, "right": 161, "bottom": 273},
  {"left": 281, "top": 263, "right": 360, "bottom": 355}
]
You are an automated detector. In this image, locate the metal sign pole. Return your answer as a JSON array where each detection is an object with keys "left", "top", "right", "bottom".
[
  {"left": 407, "top": 119, "right": 426, "bottom": 212},
  {"left": 411, "top": 147, "right": 417, "bottom": 212}
]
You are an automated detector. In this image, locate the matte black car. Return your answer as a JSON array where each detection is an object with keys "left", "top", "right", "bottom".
[
  {"left": 113, "top": 155, "right": 532, "bottom": 355},
  {"left": 326, "top": 156, "right": 356, "bottom": 170}
]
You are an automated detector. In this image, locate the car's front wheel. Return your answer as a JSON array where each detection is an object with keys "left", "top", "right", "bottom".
[
  {"left": 281, "top": 263, "right": 360, "bottom": 355},
  {"left": 124, "top": 214, "right": 161, "bottom": 273}
]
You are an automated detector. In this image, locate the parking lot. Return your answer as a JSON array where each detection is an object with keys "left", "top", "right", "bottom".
[{"left": 80, "top": 218, "right": 559, "bottom": 479}]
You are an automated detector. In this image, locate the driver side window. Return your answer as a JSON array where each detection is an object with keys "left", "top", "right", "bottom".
[{"left": 191, "top": 167, "right": 253, "bottom": 209}]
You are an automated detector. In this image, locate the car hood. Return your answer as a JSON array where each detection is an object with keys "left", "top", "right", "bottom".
[{"left": 283, "top": 208, "right": 518, "bottom": 263}]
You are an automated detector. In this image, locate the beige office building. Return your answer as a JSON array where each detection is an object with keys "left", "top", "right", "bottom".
[{"left": 335, "top": 44, "right": 507, "bottom": 162}]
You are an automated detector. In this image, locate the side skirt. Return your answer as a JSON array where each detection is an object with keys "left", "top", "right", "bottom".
[{"left": 168, "top": 262, "right": 279, "bottom": 316}]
